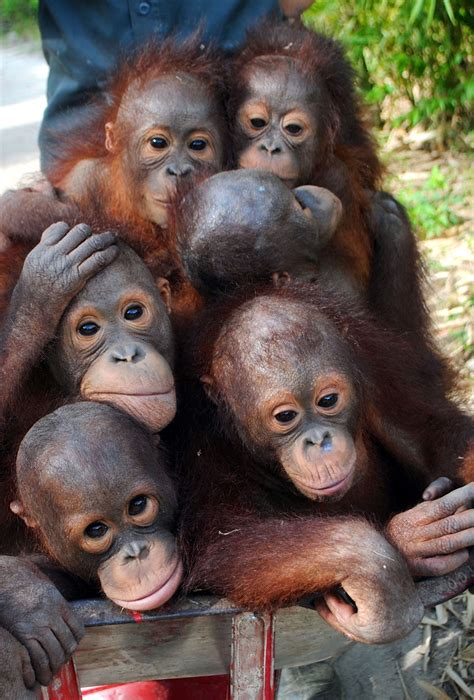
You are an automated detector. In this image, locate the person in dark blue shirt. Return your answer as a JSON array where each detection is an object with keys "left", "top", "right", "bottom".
[{"left": 38, "top": 1, "right": 312, "bottom": 169}]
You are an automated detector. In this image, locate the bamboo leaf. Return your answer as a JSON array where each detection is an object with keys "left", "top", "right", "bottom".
[
  {"left": 409, "top": 0, "right": 426, "bottom": 26},
  {"left": 460, "top": 643, "right": 474, "bottom": 662},
  {"left": 444, "top": 666, "right": 474, "bottom": 699},
  {"left": 427, "top": 0, "right": 436, "bottom": 27},
  {"left": 442, "top": 0, "right": 456, "bottom": 24},
  {"left": 415, "top": 680, "right": 451, "bottom": 700}
]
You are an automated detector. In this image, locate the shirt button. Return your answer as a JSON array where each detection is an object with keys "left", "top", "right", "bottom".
[{"left": 137, "top": 2, "right": 151, "bottom": 15}]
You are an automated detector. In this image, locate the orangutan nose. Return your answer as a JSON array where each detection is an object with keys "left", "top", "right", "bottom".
[
  {"left": 304, "top": 429, "right": 332, "bottom": 451},
  {"left": 166, "top": 163, "right": 193, "bottom": 177},
  {"left": 259, "top": 139, "right": 282, "bottom": 155},
  {"left": 123, "top": 541, "right": 149, "bottom": 562},
  {"left": 320, "top": 433, "right": 333, "bottom": 452},
  {"left": 111, "top": 344, "right": 145, "bottom": 363}
]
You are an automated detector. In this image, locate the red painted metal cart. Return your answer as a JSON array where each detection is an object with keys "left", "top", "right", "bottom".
[{"left": 38, "top": 553, "right": 473, "bottom": 700}]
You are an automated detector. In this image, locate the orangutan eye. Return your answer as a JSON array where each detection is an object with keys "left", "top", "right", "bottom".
[
  {"left": 78, "top": 321, "right": 100, "bottom": 336},
  {"left": 150, "top": 136, "right": 168, "bottom": 149},
  {"left": 274, "top": 410, "right": 298, "bottom": 424},
  {"left": 189, "top": 138, "right": 208, "bottom": 151},
  {"left": 318, "top": 393, "right": 339, "bottom": 409},
  {"left": 124, "top": 304, "right": 144, "bottom": 321},
  {"left": 127, "top": 495, "right": 159, "bottom": 524},
  {"left": 250, "top": 117, "right": 267, "bottom": 129},
  {"left": 128, "top": 495, "right": 148, "bottom": 516},
  {"left": 85, "top": 521, "right": 109, "bottom": 539},
  {"left": 285, "top": 123, "right": 303, "bottom": 135}
]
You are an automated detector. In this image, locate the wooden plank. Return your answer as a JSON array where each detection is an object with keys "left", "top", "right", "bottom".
[
  {"left": 275, "top": 606, "right": 350, "bottom": 668},
  {"left": 73, "top": 599, "right": 349, "bottom": 687}
]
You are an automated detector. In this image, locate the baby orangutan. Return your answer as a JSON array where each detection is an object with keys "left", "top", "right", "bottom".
[
  {"left": 177, "top": 284, "right": 473, "bottom": 646},
  {"left": 0, "top": 37, "right": 228, "bottom": 247},
  {"left": 175, "top": 169, "right": 342, "bottom": 295},
  {"left": 0, "top": 224, "right": 176, "bottom": 435},
  {"left": 12, "top": 402, "right": 182, "bottom": 610},
  {"left": 4, "top": 402, "right": 182, "bottom": 688}
]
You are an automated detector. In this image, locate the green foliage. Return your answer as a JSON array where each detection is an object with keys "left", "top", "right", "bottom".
[
  {"left": 303, "top": 0, "right": 473, "bottom": 145},
  {"left": 394, "top": 166, "right": 463, "bottom": 239},
  {"left": 0, "top": 0, "right": 38, "bottom": 34}
]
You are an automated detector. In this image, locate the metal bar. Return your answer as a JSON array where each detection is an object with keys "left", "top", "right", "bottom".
[
  {"left": 230, "top": 611, "right": 275, "bottom": 700},
  {"left": 39, "top": 659, "right": 82, "bottom": 700},
  {"left": 70, "top": 594, "right": 243, "bottom": 627}
]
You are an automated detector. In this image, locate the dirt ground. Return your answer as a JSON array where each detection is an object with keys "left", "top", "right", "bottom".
[{"left": 330, "top": 591, "right": 473, "bottom": 700}]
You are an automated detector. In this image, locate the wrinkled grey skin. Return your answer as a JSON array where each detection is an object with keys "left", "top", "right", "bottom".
[
  {"left": 0, "top": 557, "right": 84, "bottom": 690},
  {"left": 0, "top": 627, "right": 36, "bottom": 699}
]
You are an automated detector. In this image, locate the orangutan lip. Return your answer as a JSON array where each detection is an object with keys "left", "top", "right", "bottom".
[
  {"left": 299, "top": 473, "right": 350, "bottom": 495},
  {"left": 110, "top": 558, "right": 183, "bottom": 611},
  {"left": 120, "top": 560, "right": 180, "bottom": 604},
  {"left": 90, "top": 387, "right": 175, "bottom": 398}
]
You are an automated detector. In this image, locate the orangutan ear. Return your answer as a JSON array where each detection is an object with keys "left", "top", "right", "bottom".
[
  {"left": 105, "top": 122, "right": 117, "bottom": 153},
  {"left": 200, "top": 374, "right": 219, "bottom": 404},
  {"left": 156, "top": 277, "right": 172, "bottom": 314},
  {"left": 10, "top": 500, "right": 38, "bottom": 529}
]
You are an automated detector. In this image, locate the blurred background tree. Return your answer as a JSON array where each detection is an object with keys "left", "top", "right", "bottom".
[
  {"left": 1, "top": 0, "right": 472, "bottom": 148},
  {"left": 1, "top": 0, "right": 38, "bottom": 35},
  {"left": 303, "top": 0, "right": 473, "bottom": 148}
]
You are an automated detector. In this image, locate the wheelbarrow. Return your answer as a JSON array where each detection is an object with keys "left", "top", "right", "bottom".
[{"left": 37, "top": 552, "right": 473, "bottom": 700}]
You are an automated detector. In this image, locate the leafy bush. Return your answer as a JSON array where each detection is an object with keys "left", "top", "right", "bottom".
[
  {"left": 1, "top": 0, "right": 38, "bottom": 33},
  {"left": 303, "top": 0, "right": 473, "bottom": 146},
  {"left": 392, "top": 165, "right": 463, "bottom": 238}
]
